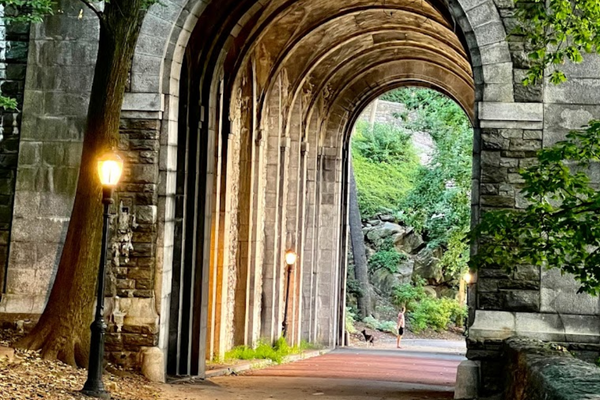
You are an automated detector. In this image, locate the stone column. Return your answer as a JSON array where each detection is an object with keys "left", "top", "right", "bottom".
[
  {"left": 315, "top": 146, "right": 342, "bottom": 347},
  {"left": 260, "top": 76, "right": 283, "bottom": 342},
  {"left": 283, "top": 101, "right": 302, "bottom": 344},
  {"left": 3, "top": 2, "right": 98, "bottom": 315},
  {"left": 301, "top": 114, "right": 320, "bottom": 342}
]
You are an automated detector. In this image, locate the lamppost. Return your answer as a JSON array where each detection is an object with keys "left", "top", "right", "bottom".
[
  {"left": 281, "top": 250, "right": 297, "bottom": 338},
  {"left": 457, "top": 271, "right": 472, "bottom": 328},
  {"left": 82, "top": 152, "right": 123, "bottom": 399}
]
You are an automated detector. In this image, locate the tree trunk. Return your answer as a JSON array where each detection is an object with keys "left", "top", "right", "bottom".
[
  {"left": 16, "top": 0, "right": 150, "bottom": 367},
  {"left": 348, "top": 160, "right": 370, "bottom": 319}
]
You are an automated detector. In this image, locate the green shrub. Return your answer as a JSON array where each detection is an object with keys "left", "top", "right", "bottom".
[
  {"left": 363, "top": 316, "right": 379, "bottom": 330},
  {"left": 225, "top": 337, "right": 310, "bottom": 364},
  {"left": 392, "top": 280, "right": 427, "bottom": 311},
  {"left": 410, "top": 297, "right": 467, "bottom": 333},
  {"left": 352, "top": 121, "right": 420, "bottom": 218},
  {"left": 392, "top": 278, "right": 466, "bottom": 333},
  {"left": 346, "top": 307, "right": 357, "bottom": 333},
  {"left": 378, "top": 320, "right": 398, "bottom": 334}
]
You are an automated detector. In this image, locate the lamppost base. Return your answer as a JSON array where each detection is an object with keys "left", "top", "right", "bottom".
[{"left": 81, "top": 388, "right": 111, "bottom": 399}]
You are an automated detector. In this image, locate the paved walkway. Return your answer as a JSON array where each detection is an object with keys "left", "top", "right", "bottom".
[
  {"left": 161, "top": 343, "right": 464, "bottom": 399},
  {"left": 248, "top": 347, "right": 463, "bottom": 387}
]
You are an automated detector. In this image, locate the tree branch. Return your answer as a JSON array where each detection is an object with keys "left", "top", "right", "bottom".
[{"left": 78, "top": 0, "right": 103, "bottom": 19}]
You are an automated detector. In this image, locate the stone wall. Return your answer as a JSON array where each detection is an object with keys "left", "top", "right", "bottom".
[
  {"left": 505, "top": 338, "right": 600, "bottom": 400},
  {"left": 0, "top": 9, "right": 30, "bottom": 300},
  {"left": 0, "top": 0, "right": 98, "bottom": 314}
]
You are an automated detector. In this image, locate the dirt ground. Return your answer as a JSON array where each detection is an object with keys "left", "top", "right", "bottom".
[{"left": 160, "top": 376, "right": 454, "bottom": 400}]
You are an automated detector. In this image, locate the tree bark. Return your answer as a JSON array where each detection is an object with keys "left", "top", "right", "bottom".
[
  {"left": 17, "top": 0, "right": 150, "bottom": 367},
  {"left": 348, "top": 160, "right": 370, "bottom": 319}
]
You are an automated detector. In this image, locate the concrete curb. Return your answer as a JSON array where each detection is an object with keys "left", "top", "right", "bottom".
[{"left": 205, "top": 348, "right": 332, "bottom": 379}]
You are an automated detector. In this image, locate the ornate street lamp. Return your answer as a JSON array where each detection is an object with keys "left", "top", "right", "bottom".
[
  {"left": 282, "top": 250, "right": 297, "bottom": 338},
  {"left": 82, "top": 152, "right": 123, "bottom": 399}
]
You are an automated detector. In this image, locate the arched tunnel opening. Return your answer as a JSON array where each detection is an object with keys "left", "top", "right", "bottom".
[
  {"left": 345, "top": 86, "right": 474, "bottom": 351},
  {"left": 165, "top": 0, "right": 477, "bottom": 377}
]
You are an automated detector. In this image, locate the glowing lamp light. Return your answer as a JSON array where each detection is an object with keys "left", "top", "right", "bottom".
[
  {"left": 97, "top": 153, "right": 124, "bottom": 187},
  {"left": 285, "top": 250, "right": 297, "bottom": 266},
  {"left": 463, "top": 272, "right": 472, "bottom": 284}
]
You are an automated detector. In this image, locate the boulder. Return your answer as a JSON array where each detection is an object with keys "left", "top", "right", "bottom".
[
  {"left": 397, "top": 259, "right": 414, "bottom": 285},
  {"left": 413, "top": 247, "right": 443, "bottom": 283},
  {"left": 424, "top": 286, "right": 438, "bottom": 298},
  {"left": 140, "top": 347, "right": 165, "bottom": 382},
  {"left": 379, "top": 214, "right": 395, "bottom": 222},
  {"left": 371, "top": 259, "right": 414, "bottom": 298},
  {"left": 394, "top": 229, "right": 424, "bottom": 254},
  {"left": 366, "top": 222, "right": 405, "bottom": 243},
  {"left": 439, "top": 287, "right": 458, "bottom": 299}
]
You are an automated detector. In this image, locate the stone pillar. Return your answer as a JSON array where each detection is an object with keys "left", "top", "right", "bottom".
[
  {"left": 284, "top": 101, "right": 302, "bottom": 344},
  {"left": 2, "top": 2, "right": 98, "bottom": 314},
  {"left": 233, "top": 61, "right": 264, "bottom": 347},
  {"left": 301, "top": 115, "right": 320, "bottom": 342},
  {"left": 315, "top": 146, "right": 342, "bottom": 346},
  {"left": 0, "top": 10, "right": 31, "bottom": 295},
  {"left": 260, "top": 76, "right": 283, "bottom": 342}
]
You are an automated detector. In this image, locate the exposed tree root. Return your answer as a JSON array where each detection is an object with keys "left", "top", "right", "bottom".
[{"left": 16, "top": 318, "right": 89, "bottom": 368}]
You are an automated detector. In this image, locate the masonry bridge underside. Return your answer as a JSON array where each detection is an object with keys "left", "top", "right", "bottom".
[
  {"left": 169, "top": 0, "right": 474, "bottom": 375},
  {"left": 4, "top": 0, "right": 600, "bottom": 396}
]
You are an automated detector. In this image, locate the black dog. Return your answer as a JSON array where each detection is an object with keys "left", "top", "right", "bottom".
[{"left": 361, "top": 329, "right": 375, "bottom": 345}]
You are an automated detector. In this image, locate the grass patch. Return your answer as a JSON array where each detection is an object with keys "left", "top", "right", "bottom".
[{"left": 225, "top": 337, "right": 317, "bottom": 364}]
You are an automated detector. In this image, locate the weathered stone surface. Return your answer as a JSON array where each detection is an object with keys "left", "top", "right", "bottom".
[
  {"left": 413, "top": 247, "right": 443, "bottom": 283},
  {"left": 505, "top": 338, "right": 600, "bottom": 400},
  {"left": 454, "top": 360, "right": 480, "bottom": 399},
  {"left": 393, "top": 229, "right": 424, "bottom": 254},
  {"left": 366, "top": 222, "right": 405, "bottom": 243}
]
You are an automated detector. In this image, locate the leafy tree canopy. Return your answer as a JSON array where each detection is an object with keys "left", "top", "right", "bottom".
[
  {"left": 514, "top": 0, "right": 600, "bottom": 85},
  {"left": 353, "top": 87, "right": 473, "bottom": 278}
]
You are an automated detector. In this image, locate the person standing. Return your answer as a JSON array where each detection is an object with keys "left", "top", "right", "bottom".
[{"left": 397, "top": 306, "right": 406, "bottom": 349}]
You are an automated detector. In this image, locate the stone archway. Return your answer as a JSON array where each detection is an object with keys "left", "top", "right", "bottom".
[{"left": 123, "top": 0, "right": 517, "bottom": 376}]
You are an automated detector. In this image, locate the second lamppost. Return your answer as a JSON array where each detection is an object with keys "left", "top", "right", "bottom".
[
  {"left": 282, "top": 250, "right": 297, "bottom": 338},
  {"left": 82, "top": 152, "right": 123, "bottom": 399}
]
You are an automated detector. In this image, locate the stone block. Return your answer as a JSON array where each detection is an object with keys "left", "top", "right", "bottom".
[
  {"left": 513, "top": 265, "right": 540, "bottom": 281},
  {"left": 481, "top": 133, "right": 508, "bottom": 150},
  {"left": 140, "top": 347, "right": 165, "bottom": 383},
  {"left": 467, "top": 2, "right": 499, "bottom": 29},
  {"left": 480, "top": 166, "right": 507, "bottom": 183},
  {"left": 5, "top": 268, "right": 37, "bottom": 294},
  {"left": 473, "top": 22, "right": 506, "bottom": 47},
  {"left": 454, "top": 360, "right": 480, "bottom": 399},
  {"left": 136, "top": 205, "right": 157, "bottom": 224},
  {"left": 482, "top": 63, "right": 513, "bottom": 84},
  {"left": 480, "top": 42, "right": 512, "bottom": 65},
  {"left": 483, "top": 83, "right": 514, "bottom": 102},
  {"left": 480, "top": 195, "right": 514, "bottom": 207},
  {"left": 504, "top": 290, "right": 539, "bottom": 312},
  {"left": 10, "top": 217, "right": 67, "bottom": 244},
  {"left": 480, "top": 102, "right": 543, "bottom": 123},
  {"left": 545, "top": 78, "right": 600, "bottom": 105},
  {"left": 122, "top": 93, "right": 163, "bottom": 112},
  {"left": 541, "top": 269, "right": 600, "bottom": 315},
  {"left": 543, "top": 104, "right": 600, "bottom": 147},
  {"left": 509, "top": 139, "right": 540, "bottom": 151}
]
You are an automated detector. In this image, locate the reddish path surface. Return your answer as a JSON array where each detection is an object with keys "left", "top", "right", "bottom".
[{"left": 247, "top": 348, "right": 462, "bottom": 387}]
